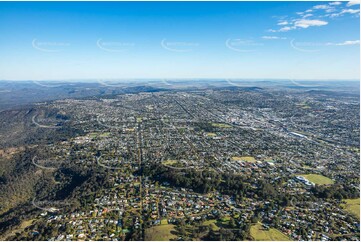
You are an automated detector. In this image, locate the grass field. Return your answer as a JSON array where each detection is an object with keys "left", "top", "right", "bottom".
[
  {"left": 342, "top": 198, "right": 360, "bottom": 219},
  {"left": 300, "top": 174, "right": 334, "bottom": 185},
  {"left": 161, "top": 219, "right": 168, "bottom": 225},
  {"left": 88, "top": 132, "right": 98, "bottom": 138},
  {"left": 211, "top": 123, "right": 232, "bottom": 128},
  {"left": 264, "top": 158, "right": 274, "bottom": 163},
  {"left": 202, "top": 219, "right": 220, "bottom": 231},
  {"left": 145, "top": 225, "right": 177, "bottom": 241},
  {"left": 202, "top": 216, "right": 232, "bottom": 231},
  {"left": 162, "top": 160, "right": 177, "bottom": 165},
  {"left": 232, "top": 156, "right": 256, "bottom": 162},
  {"left": 250, "top": 223, "right": 289, "bottom": 241},
  {"left": 206, "top": 132, "right": 217, "bottom": 137}
]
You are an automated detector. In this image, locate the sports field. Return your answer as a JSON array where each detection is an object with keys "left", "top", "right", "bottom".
[{"left": 301, "top": 174, "right": 334, "bottom": 185}]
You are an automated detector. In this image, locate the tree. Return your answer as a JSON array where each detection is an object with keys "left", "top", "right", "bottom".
[{"left": 229, "top": 217, "right": 236, "bottom": 228}]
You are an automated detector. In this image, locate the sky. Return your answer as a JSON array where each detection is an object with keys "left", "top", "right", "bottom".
[{"left": 0, "top": 1, "right": 359, "bottom": 81}]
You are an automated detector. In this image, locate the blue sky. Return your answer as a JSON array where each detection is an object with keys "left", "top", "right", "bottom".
[{"left": 0, "top": 1, "right": 359, "bottom": 80}]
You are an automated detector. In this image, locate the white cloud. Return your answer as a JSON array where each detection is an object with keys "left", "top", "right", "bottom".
[
  {"left": 277, "top": 21, "right": 289, "bottom": 25},
  {"left": 312, "top": 4, "right": 337, "bottom": 13},
  {"left": 329, "top": 1, "right": 342, "bottom": 6},
  {"left": 294, "top": 19, "right": 328, "bottom": 28},
  {"left": 279, "top": 26, "right": 294, "bottom": 32},
  {"left": 326, "top": 40, "right": 360, "bottom": 46},
  {"left": 342, "top": 8, "right": 360, "bottom": 14},
  {"left": 273, "top": 19, "right": 328, "bottom": 32},
  {"left": 302, "top": 14, "right": 313, "bottom": 18},
  {"left": 330, "top": 8, "right": 360, "bottom": 17},
  {"left": 325, "top": 8, "right": 337, "bottom": 13},
  {"left": 347, "top": 1, "right": 360, "bottom": 7},
  {"left": 303, "top": 4, "right": 336, "bottom": 16},
  {"left": 269, "top": 1, "right": 354, "bottom": 33},
  {"left": 262, "top": 36, "right": 286, "bottom": 40},
  {"left": 313, "top": 4, "right": 331, "bottom": 10}
]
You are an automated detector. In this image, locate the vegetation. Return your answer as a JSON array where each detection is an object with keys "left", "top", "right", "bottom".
[
  {"left": 300, "top": 174, "right": 334, "bottom": 185},
  {"left": 342, "top": 198, "right": 360, "bottom": 219},
  {"left": 211, "top": 123, "right": 232, "bottom": 128},
  {"left": 202, "top": 219, "right": 220, "bottom": 231},
  {"left": 206, "top": 132, "right": 217, "bottom": 137},
  {"left": 162, "top": 160, "right": 177, "bottom": 166},
  {"left": 250, "top": 223, "right": 289, "bottom": 241},
  {"left": 231, "top": 156, "right": 256, "bottom": 162},
  {"left": 144, "top": 225, "right": 177, "bottom": 241}
]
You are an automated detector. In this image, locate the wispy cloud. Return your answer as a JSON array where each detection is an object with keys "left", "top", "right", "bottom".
[
  {"left": 313, "top": 4, "right": 332, "bottom": 10},
  {"left": 279, "top": 26, "right": 295, "bottom": 32},
  {"left": 312, "top": 4, "right": 337, "bottom": 13},
  {"left": 302, "top": 14, "right": 313, "bottom": 18},
  {"left": 294, "top": 19, "right": 328, "bottom": 28},
  {"left": 347, "top": 0, "right": 360, "bottom": 7},
  {"left": 269, "top": 1, "right": 359, "bottom": 33},
  {"left": 329, "top": 8, "right": 360, "bottom": 18},
  {"left": 326, "top": 40, "right": 360, "bottom": 46},
  {"left": 277, "top": 21, "right": 289, "bottom": 25},
  {"left": 273, "top": 19, "right": 328, "bottom": 32}
]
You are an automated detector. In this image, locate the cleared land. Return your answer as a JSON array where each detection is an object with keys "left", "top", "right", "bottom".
[
  {"left": 161, "top": 219, "right": 168, "bottom": 225},
  {"left": 250, "top": 223, "right": 289, "bottom": 241},
  {"left": 301, "top": 174, "right": 334, "bottom": 185},
  {"left": 206, "top": 132, "right": 217, "bottom": 137},
  {"left": 211, "top": 123, "right": 231, "bottom": 128},
  {"left": 162, "top": 160, "right": 177, "bottom": 165},
  {"left": 202, "top": 219, "right": 220, "bottom": 231},
  {"left": 342, "top": 198, "right": 360, "bottom": 219},
  {"left": 145, "top": 224, "right": 177, "bottom": 241},
  {"left": 232, "top": 156, "right": 256, "bottom": 162}
]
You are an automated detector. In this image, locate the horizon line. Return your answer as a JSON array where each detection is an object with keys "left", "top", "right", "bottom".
[{"left": 0, "top": 78, "right": 360, "bottom": 82}]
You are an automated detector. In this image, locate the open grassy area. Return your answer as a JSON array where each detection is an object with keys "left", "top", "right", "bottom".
[
  {"left": 206, "top": 132, "right": 217, "bottom": 137},
  {"left": 145, "top": 225, "right": 177, "bottom": 241},
  {"left": 342, "top": 198, "right": 360, "bottom": 219},
  {"left": 231, "top": 156, "right": 256, "bottom": 162},
  {"left": 202, "top": 216, "right": 231, "bottom": 231},
  {"left": 250, "top": 223, "right": 289, "bottom": 241},
  {"left": 88, "top": 132, "right": 98, "bottom": 138},
  {"left": 99, "top": 132, "right": 111, "bottom": 137},
  {"left": 162, "top": 160, "right": 177, "bottom": 165},
  {"left": 211, "top": 123, "right": 232, "bottom": 128},
  {"left": 202, "top": 219, "right": 220, "bottom": 231},
  {"left": 88, "top": 132, "right": 111, "bottom": 138},
  {"left": 161, "top": 219, "right": 169, "bottom": 225},
  {"left": 297, "top": 102, "right": 311, "bottom": 109},
  {"left": 300, "top": 174, "right": 334, "bottom": 185},
  {"left": 220, "top": 216, "right": 231, "bottom": 223},
  {"left": 264, "top": 158, "right": 274, "bottom": 163}
]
